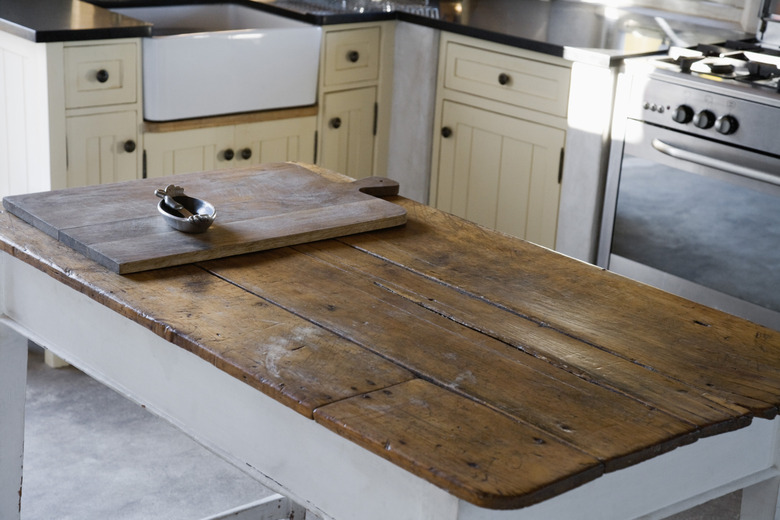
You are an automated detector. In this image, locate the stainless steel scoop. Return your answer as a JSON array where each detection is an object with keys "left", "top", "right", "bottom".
[{"left": 154, "top": 184, "right": 216, "bottom": 233}]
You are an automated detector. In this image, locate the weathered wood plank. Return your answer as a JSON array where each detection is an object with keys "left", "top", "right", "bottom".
[
  {"left": 202, "top": 247, "right": 701, "bottom": 471},
  {"left": 337, "top": 199, "right": 780, "bottom": 417},
  {"left": 293, "top": 238, "right": 754, "bottom": 433},
  {"left": 313, "top": 379, "right": 604, "bottom": 510},
  {"left": 143, "top": 105, "right": 318, "bottom": 134},
  {"left": 0, "top": 210, "right": 413, "bottom": 418},
  {"left": 2, "top": 163, "right": 406, "bottom": 273}
]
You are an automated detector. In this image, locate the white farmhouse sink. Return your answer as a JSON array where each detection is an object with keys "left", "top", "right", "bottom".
[{"left": 111, "top": 4, "right": 321, "bottom": 121}]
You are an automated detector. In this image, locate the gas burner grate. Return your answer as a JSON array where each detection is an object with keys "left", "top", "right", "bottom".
[{"left": 747, "top": 61, "right": 780, "bottom": 78}]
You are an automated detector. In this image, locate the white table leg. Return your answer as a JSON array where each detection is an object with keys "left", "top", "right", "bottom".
[
  {"left": 43, "top": 348, "right": 69, "bottom": 368},
  {"left": 741, "top": 475, "right": 780, "bottom": 519},
  {"left": 740, "top": 415, "right": 780, "bottom": 520},
  {"left": 0, "top": 324, "right": 28, "bottom": 520}
]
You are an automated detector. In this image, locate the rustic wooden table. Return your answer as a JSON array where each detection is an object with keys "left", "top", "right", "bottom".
[{"left": 2, "top": 164, "right": 780, "bottom": 520}]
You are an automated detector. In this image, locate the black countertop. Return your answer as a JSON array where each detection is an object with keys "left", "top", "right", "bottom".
[
  {"left": 1, "top": 0, "right": 752, "bottom": 66},
  {"left": 0, "top": 0, "right": 151, "bottom": 42}
]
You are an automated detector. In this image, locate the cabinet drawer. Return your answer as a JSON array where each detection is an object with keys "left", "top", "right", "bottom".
[
  {"left": 64, "top": 42, "right": 138, "bottom": 109},
  {"left": 444, "top": 42, "right": 570, "bottom": 117},
  {"left": 323, "top": 27, "right": 381, "bottom": 87}
]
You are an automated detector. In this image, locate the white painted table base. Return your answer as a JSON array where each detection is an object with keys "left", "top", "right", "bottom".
[{"left": 1, "top": 252, "right": 780, "bottom": 520}]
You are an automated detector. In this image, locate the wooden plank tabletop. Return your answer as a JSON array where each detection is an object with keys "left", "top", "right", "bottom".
[{"left": 1, "top": 163, "right": 779, "bottom": 510}]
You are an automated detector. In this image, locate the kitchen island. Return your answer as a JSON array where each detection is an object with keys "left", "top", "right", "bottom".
[{"left": 2, "top": 163, "right": 780, "bottom": 520}]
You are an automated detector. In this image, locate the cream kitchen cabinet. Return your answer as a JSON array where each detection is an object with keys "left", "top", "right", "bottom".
[
  {"left": 0, "top": 34, "right": 143, "bottom": 197},
  {"left": 143, "top": 112, "right": 317, "bottom": 178},
  {"left": 63, "top": 39, "right": 143, "bottom": 188},
  {"left": 65, "top": 110, "right": 140, "bottom": 187},
  {"left": 436, "top": 101, "right": 565, "bottom": 246},
  {"left": 317, "top": 23, "right": 394, "bottom": 179},
  {"left": 430, "top": 33, "right": 571, "bottom": 249},
  {"left": 320, "top": 87, "right": 377, "bottom": 178}
]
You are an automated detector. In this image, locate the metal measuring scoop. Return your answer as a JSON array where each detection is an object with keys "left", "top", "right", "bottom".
[{"left": 154, "top": 184, "right": 216, "bottom": 233}]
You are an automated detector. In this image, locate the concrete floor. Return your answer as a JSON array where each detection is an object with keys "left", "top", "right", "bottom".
[
  {"left": 20, "top": 343, "right": 742, "bottom": 520},
  {"left": 21, "top": 344, "right": 274, "bottom": 520}
]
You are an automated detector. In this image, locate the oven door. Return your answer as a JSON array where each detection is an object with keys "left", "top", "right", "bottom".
[{"left": 599, "top": 119, "right": 780, "bottom": 331}]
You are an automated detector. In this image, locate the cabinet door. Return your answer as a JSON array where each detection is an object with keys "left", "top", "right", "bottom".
[
  {"left": 233, "top": 117, "right": 316, "bottom": 166},
  {"left": 320, "top": 87, "right": 376, "bottom": 179},
  {"left": 144, "top": 126, "right": 234, "bottom": 179},
  {"left": 65, "top": 111, "right": 139, "bottom": 187},
  {"left": 434, "top": 101, "right": 564, "bottom": 249}
]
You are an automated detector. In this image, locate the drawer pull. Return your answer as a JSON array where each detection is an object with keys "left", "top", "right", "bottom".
[
  {"left": 223, "top": 148, "right": 235, "bottom": 161},
  {"left": 347, "top": 50, "right": 360, "bottom": 63},
  {"left": 240, "top": 148, "right": 252, "bottom": 160},
  {"left": 498, "top": 73, "right": 511, "bottom": 86},
  {"left": 441, "top": 127, "right": 452, "bottom": 138},
  {"left": 330, "top": 117, "right": 342, "bottom": 129},
  {"left": 96, "top": 69, "right": 110, "bottom": 83},
  {"left": 123, "top": 140, "right": 136, "bottom": 153}
]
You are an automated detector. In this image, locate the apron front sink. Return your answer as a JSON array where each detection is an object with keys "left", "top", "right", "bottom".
[{"left": 111, "top": 4, "right": 321, "bottom": 121}]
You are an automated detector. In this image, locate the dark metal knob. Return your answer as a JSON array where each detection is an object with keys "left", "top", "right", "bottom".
[
  {"left": 347, "top": 50, "right": 360, "bottom": 63},
  {"left": 96, "top": 69, "right": 109, "bottom": 83},
  {"left": 441, "top": 127, "right": 452, "bottom": 138},
  {"left": 223, "top": 148, "right": 235, "bottom": 161},
  {"left": 715, "top": 115, "right": 739, "bottom": 135},
  {"left": 123, "top": 140, "right": 136, "bottom": 153},
  {"left": 330, "top": 117, "right": 342, "bottom": 129},
  {"left": 693, "top": 110, "right": 716, "bottom": 129},
  {"left": 240, "top": 148, "right": 252, "bottom": 160},
  {"left": 498, "top": 73, "right": 511, "bottom": 85},
  {"left": 672, "top": 105, "right": 694, "bottom": 124}
]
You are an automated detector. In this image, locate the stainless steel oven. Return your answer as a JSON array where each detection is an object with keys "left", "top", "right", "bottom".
[{"left": 599, "top": 66, "right": 780, "bottom": 331}]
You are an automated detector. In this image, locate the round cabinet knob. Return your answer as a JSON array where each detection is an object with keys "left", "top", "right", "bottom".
[
  {"left": 672, "top": 105, "right": 694, "bottom": 124},
  {"left": 223, "top": 148, "right": 235, "bottom": 161},
  {"left": 441, "top": 127, "right": 452, "bottom": 138},
  {"left": 123, "top": 140, "right": 136, "bottom": 153},
  {"left": 498, "top": 73, "right": 511, "bottom": 86},
  {"left": 330, "top": 117, "right": 342, "bottom": 129},
  {"left": 715, "top": 115, "right": 739, "bottom": 135},
  {"left": 240, "top": 148, "right": 252, "bottom": 160},
  {"left": 347, "top": 51, "right": 360, "bottom": 63},
  {"left": 96, "top": 69, "right": 109, "bottom": 83},
  {"left": 693, "top": 110, "right": 716, "bottom": 129}
]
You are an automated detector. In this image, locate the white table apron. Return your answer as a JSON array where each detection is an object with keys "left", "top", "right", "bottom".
[{"left": 2, "top": 252, "right": 780, "bottom": 520}]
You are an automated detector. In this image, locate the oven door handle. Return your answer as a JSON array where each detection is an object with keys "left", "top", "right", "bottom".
[{"left": 652, "top": 138, "right": 780, "bottom": 187}]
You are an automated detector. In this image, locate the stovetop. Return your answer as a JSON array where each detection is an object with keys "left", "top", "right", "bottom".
[
  {"left": 621, "top": 38, "right": 780, "bottom": 113},
  {"left": 652, "top": 41, "right": 780, "bottom": 91},
  {"left": 619, "top": 1, "right": 780, "bottom": 155},
  {"left": 623, "top": 39, "right": 780, "bottom": 153}
]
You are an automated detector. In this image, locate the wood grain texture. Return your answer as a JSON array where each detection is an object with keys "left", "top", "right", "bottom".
[
  {"left": 313, "top": 379, "right": 603, "bottom": 510},
  {"left": 2, "top": 163, "right": 406, "bottom": 273},
  {"left": 142, "top": 105, "right": 318, "bottom": 133},
  {"left": 203, "top": 245, "right": 701, "bottom": 472},
  {"left": 336, "top": 200, "right": 780, "bottom": 418},
  {"left": 2, "top": 163, "right": 780, "bottom": 511},
  {"left": 295, "top": 237, "right": 753, "bottom": 431},
  {"left": 0, "top": 213, "right": 413, "bottom": 418}
]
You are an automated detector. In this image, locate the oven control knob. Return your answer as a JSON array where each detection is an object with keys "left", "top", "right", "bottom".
[
  {"left": 693, "top": 110, "right": 716, "bottom": 129},
  {"left": 672, "top": 105, "right": 694, "bottom": 124},
  {"left": 715, "top": 115, "right": 739, "bottom": 135}
]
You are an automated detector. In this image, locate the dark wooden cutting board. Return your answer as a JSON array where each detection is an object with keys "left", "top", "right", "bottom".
[{"left": 2, "top": 163, "right": 407, "bottom": 274}]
